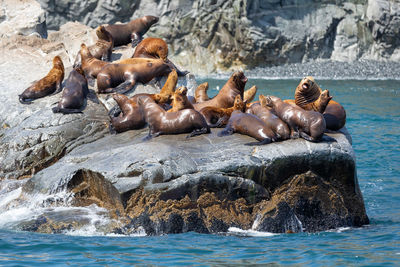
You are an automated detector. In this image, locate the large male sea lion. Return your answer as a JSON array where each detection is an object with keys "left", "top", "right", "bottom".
[
  {"left": 19, "top": 56, "right": 64, "bottom": 104},
  {"left": 168, "top": 86, "right": 194, "bottom": 112},
  {"left": 96, "top": 59, "right": 173, "bottom": 94},
  {"left": 193, "top": 71, "right": 247, "bottom": 111},
  {"left": 52, "top": 67, "right": 89, "bottom": 114},
  {"left": 139, "top": 96, "right": 210, "bottom": 139},
  {"left": 218, "top": 110, "right": 277, "bottom": 145},
  {"left": 199, "top": 94, "right": 246, "bottom": 127},
  {"left": 246, "top": 95, "right": 290, "bottom": 141},
  {"left": 104, "top": 15, "right": 159, "bottom": 47},
  {"left": 294, "top": 76, "right": 346, "bottom": 130},
  {"left": 264, "top": 95, "right": 326, "bottom": 142},
  {"left": 73, "top": 26, "right": 113, "bottom": 68}
]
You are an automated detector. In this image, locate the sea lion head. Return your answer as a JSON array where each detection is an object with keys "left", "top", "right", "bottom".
[
  {"left": 74, "top": 66, "right": 85, "bottom": 77},
  {"left": 320, "top": 89, "right": 333, "bottom": 103},
  {"left": 263, "top": 95, "right": 280, "bottom": 108},
  {"left": 295, "top": 76, "right": 321, "bottom": 107},
  {"left": 176, "top": 86, "right": 188, "bottom": 96},
  {"left": 143, "top": 15, "right": 159, "bottom": 26},
  {"left": 79, "top": 43, "right": 92, "bottom": 58},
  {"left": 232, "top": 71, "right": 248, "bottom": 90},
  {"left": 243, "top": 85, "right": 257, "bottom": 103},
  {"left": 233, "top": 94, "right": 246, "bottom": 112},
  {"left": 96, "top": 25, "right": 113, "bottom": 42},
  {"left": 53, "top": 56, "right": 64, "bottom": 71}
]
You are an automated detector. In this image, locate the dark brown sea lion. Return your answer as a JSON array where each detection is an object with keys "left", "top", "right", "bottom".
[
  {"left": 139, "top": 96, "right": 210, "bottom": 139},
  {"left": 19, "top": 56, "right": 64, "bottom": 104},
  {"left": 193, "top": 71, "right": 247, "bottom": 111},
  {"left": 104, "top": 15, "right": 159, "bottom": 47},
  {"left": 199, "top": 94, "right": 246, "bottom": 127},
  {"left": 73, "top": 26, "right": 114, "bottom": 68},
  {"left": 52, "top": 67, "right": 89, "bottom": 114},
  {"left": 168, "top": 86, "right": 194, "bottom": 112},
  {"left": 264, "top": 95, "right": 326, "bottom": 142},
  {"left": 194, "top": 82, "right": 209, "bottom": 103},
  {"left": 243, "top": 85, "right": 257, "bottom": 103},
  {"left": 96, "top": 59, "right": 173, "bottom": 94},
  {"left": 218, "top": 110, "right": 277, "bottom": 145},
  {"left": 323, "top": 100, "right": 346, "bottom": 131},
  {"left": 246, "top": 95, "right": 290, "bottom": 141},
  {"left": 109, "top": 93, "right": 147, "bottom": 133}
]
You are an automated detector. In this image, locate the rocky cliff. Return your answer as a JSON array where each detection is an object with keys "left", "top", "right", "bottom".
[
  {"left": 0, "top": 0, "right": 370, "bottom": 235},
  {"left": 35, "top": 0, "right": 400, "bottom": 73}
]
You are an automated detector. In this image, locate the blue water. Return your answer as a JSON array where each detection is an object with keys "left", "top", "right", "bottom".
[{"left": 1, "top": 79, "right": 399, "bottom": 266}]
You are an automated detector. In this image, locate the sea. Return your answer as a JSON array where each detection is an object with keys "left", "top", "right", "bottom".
[{"left": 0, "top": 78, "right": 399, "bottom": 266}]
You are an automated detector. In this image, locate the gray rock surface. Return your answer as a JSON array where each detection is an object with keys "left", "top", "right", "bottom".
[{"left": 36, "top": 0, "right": 400, "bottom": 74}]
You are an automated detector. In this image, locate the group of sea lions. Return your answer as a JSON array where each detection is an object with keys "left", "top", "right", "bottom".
[{"left": 18, "top": 15, "right": 346, "bottom": 144}]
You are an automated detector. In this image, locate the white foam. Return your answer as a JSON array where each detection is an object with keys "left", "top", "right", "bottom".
[{"left": 228, "top": 227, "right": 277, "bottom": 237}]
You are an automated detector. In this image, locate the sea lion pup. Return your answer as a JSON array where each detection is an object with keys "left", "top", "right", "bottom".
[
  {"left": 246, "top": 95, "right": 290, "bottom": 141},
  {"left": 264, "top": 95, "right": 326, "bottom": 142},
  {"left": 139, "top": 96, "right": 210, "bottom": 139},
  {"left": 19, "top": 56, "right": 64, "bottom": 104},
  {"left": 194, "top": 82, "right": 209, "bottom": 103},
  {"left": 243, "top": 85, "right": 257, "bottom": 103},
  {"left": 218, "top": 110, "right": 277, "bottom": 145},
  {"left": 104, "top": 15, "right": 159, "bottom": 47},
  {"left": 199, "top": 94, "right": 246, "bottom": 127},
  {"left": 96, "top": 59, "right": 173, "bottom": 94},
  {"left": 193, "top": 71, "right": 248, "bottom": 111},
  {"left": 52, "top": 67, "right": 89, "bottom": 114},
  {"left": 167, "top": 86, "right": 194, "bottom": 112},
  {"left": 73, "top": 26, "right": 113, "bottom": 68}
]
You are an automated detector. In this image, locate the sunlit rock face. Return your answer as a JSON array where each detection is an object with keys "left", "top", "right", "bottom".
[{"left": 36, "top": 0, "right": 400, "bottom": 73}]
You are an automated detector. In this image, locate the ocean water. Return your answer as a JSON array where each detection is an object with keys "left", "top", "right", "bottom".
[{"left": 0, "top": 79, "right": 399, "bottom": 266}]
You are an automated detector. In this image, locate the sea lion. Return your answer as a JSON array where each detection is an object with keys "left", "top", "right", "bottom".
[
  {"left": 139, "top": 96, "right": 210, "bottom": 139},
  {"left": 73, "top": 26, "right": 113, "bottom": 68},
  {"left": 284, "top": 89, "right": 332, "bottom": 113},
  {"left": 96, "top": 59, "right": 173, "bottom": 94},
  {"left": 323, "top": 100, "right": 346, "bottom": 131},
  {"left": 294, "top": 77, "right": 346, "bottom": 130},
  {"left": 264, "top": 95, "right": 326, "bottom": 142},
  {"left": 132, "top": 37, "right": 168, "bottom": 61},
  {"left": 167, "top": 86, "right": 194, "bottom": 112},
  {"left": 109, "top": 93, "right": 147, "bottom": 133},
  {"left": 243, "top": 85, "right": 257, "bottom": 103},
  {"left": 246, "top": 95, "right": 290, "bottom": 141},
  {"left": 52, "top": 67, "right": 89, "bottom": 114},
  {"left": 194, "top": 82, "right": 209, "bottom": 103},
  {"left": 19, "top": 56, "right": 64, "bottom": 104},
  {"left": 193, "top": 71, "right": 247, "bottom": 111},
  {"left": 79, "top": 43, "right": 108, "bottom": 79},
  {"left": 218, "top": 110, "right": 277, "bottom": 145},
  {"left": 199, "top": 94, "right": 246, "bottom": 127},
  {"left": 104, "top": 15, "right": 159, "bottom": 47}
]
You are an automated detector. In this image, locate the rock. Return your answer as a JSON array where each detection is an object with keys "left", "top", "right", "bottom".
[
  {"left": 36, "top": 0, "right": 400, "bottom": 73},
  {"left": 0, "top": 0, "right": 47, "bottom": 38}
]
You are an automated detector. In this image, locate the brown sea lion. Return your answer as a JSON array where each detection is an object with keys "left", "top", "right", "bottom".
[
  {"left": 96, "top": 59, "right": 173, "bottom": 94},
  {"left": 73, "top": 26, "right": 113, "bottom": 68},
  {"left": 243, "top": 85, "right": 257, "bottom": 103},
  {"left": 246, "top": 95, "right": 290, "bottom": 141},
  {"left": 218, "top": 110, "right": 277, "bottom": 145},
  {"left": 294, "top": 76, "right": 321, "bottom": 109},
  {"left": 285, "top": 89, "right": 332, "bottom": 113},
  {"left": 139, "top": 96, "right": 210, "bottom": 139},
  {"left": 19, "top": 56, "right": 64, "bottom": 104},
  {"left": 52, "top": 67, "right": 89, "bottom": 114},
  {"left": 193, "top": 71, "right": 247, "bottom": 111},
  {"left": 264, "top": 95, "right": 326, "bottom": 142},
  {"left": 168, "top": 86, "right": 194, "bottom": 112},
  {"left": 199, "top": 94, "right": 246, "bottom": 127},
  {"left": 323, "top": 100, "right": 346, "bottom": 131},
  {"left": 79, "top": 43, "right": 108, "bottom": 79},
  {"left": 132, "top": 37, "right": 168, "bottom": 61},
  {"left": 104, "top": 15, "right": 159, "bottom": 47},
  {"left": 194, "top": 82, "right": 209, "bottom": 103},
  {"left": 109, "top": 93, "right": 147, "bottom": 133}
]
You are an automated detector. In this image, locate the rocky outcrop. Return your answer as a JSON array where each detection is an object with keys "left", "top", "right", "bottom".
[
  {"left": 0, "top": 3, "right": 369, "bottom": 235},
  {"left": 36, "top": 0, "right": 400, "bottom": 73}
]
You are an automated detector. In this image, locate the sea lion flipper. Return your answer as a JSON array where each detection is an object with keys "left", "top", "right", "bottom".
[
  {"left": 87, "top": 89, "right": 100, "bottom": 104},
  {"left": 18, "top": 95, "right": 33, "bottom": 104},
  {"left": 186, "top": 127, "right": 209, "bottom": 138},
  {"left": 108, "top": 105, "right": 122, "bottom": 117},
  {"left": 218, "top": 126, "right": 234, "bottom": 137},
  {"left": 108, "top": 123, "right": 117, "bottom": 135},
  {"left": 299, "top": 132, "right": 318, "bottom": 142},
  {"left": 245, "top": 138, "right": 272, "bottom": 146},
  {"left": 113, "top": 80, "right": 136, "bottom": 95}
]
